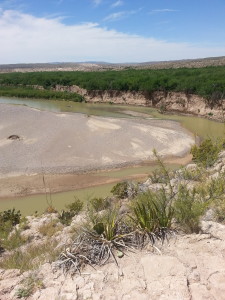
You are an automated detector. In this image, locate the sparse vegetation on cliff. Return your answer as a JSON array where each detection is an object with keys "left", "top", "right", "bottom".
[{"left": 1, "top": 140, "right": 225, "bottom": 283}]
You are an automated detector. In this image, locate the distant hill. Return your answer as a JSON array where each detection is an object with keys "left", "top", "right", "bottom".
[{"left": 0, "top": 56, "right": 225, "bottom": 73}]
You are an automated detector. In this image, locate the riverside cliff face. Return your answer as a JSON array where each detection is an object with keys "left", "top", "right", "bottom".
[{"left": 54, "top": 85, "right": 225, "bottom": 121}]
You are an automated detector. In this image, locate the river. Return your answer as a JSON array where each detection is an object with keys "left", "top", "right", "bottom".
[{"left": 0, "top": 96, "right": 224, "bottom": 215}]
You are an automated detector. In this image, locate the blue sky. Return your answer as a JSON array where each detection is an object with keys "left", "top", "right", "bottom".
[{"left": 0, "top": 0, "right": 224, "bottom": 63}]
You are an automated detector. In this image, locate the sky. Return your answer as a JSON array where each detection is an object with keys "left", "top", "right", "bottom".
[{"left": 0, "top": 0, "right": 225, "bottom": 64}]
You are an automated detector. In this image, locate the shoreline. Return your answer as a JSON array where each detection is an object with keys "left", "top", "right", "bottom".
[{"left": 0, "top": 153, "right": 192, "bottom": 199}]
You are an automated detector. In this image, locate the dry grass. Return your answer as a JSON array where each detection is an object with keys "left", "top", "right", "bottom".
[
  {"left": 0, "top": 240, "right": 61, "bottom": 272},
  {"left": 38, "top": 220, "right": 63, "bottom": 237}
]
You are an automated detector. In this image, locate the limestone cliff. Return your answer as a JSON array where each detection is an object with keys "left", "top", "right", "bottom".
[{"left": 54, "top": 84, "right": 225, "bottom": 121}]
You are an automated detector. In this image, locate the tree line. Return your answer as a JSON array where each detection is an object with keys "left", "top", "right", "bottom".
[{"left": 0, "top": 66, "right": 225, "bottom": 101}]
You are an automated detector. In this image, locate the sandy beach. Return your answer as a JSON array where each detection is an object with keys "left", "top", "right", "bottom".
[{"left": 0, "top": 103, "right": 194, "bottom": 197}]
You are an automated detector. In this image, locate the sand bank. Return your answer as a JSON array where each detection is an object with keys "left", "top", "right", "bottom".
[{"left": 0, "top": 103, "right": 194, "bottom": 197}]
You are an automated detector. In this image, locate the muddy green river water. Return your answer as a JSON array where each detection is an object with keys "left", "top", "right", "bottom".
[{"left": 0, "top": 97, "right": 225, "bottom": 215}]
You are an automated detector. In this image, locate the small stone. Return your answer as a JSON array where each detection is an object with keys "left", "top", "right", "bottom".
[{"left": 117, "top": 251, "right": 124, "bottom": 258}]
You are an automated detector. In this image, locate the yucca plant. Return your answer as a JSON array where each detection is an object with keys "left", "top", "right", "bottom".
[
  {"left": 57, "top": 208, "right": 134, "bottom": 273},
  {"left": 86, "top": 208, "right": 134, "bottom": 265},
  {"left": 131, "top": 189, "right": 174, "bottom": 246}
]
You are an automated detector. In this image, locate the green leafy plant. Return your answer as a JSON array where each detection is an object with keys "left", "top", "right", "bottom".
[
  {"left": 149, "top": 168, "right": 170, "bottom": 184},
  {"left": 111, "top": 181, "right": 128, "bottom": 199},
  {"left": 191, "top": 138, "right": 223, "bottom": 167},
  {"left": 131, "top": 189, "right": 174, "bottom": 245},
  {"left": 88, "top": 197, "right": 110, "bottom": 212},
  {"left": 179, "top": 167, "right": 205, "bottom": 181},
  {"left": 16, "top": 272, "right": 44, "bottom": 298},
  {"left": 58, "top": 198, "right": 83, "bottom": 226},
  {"left": 19, "top": 217, "right": 30, "bottom": 231},
  {"left": 66, "top": 198, "right": 83, "bottom": 214},
  {"left": 1, "top": 229, "right": 27, "bottom": 251},
  {"left": 174, "top": 185, "right": 208, "bottom": 233},
  {"left": 58, "top": 210, "right": 75, "bottom": 226},
  {"left": 0, "top": 208, "right": 21, "bottom": 226}
]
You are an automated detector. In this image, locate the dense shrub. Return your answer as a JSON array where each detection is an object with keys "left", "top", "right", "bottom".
[
  {"left": 0, "top": 209, "right": 21, "bottom": 226},
  {"left": 58, "top": 199, "right": 83, "bottom": 226},
  {"left": 1, "top": 66, "right": 225, "bottom": 101},
  {"left": 191, "top": 138, "right": 223, "bottom": 167},
  {"left": 88, "top": 197, "right": 110, "bottom": 212},
  {"left": 174, "top": 185, "right": 208, "bottom": 233},
  {"left": 0, "top": 86, "right": 84, "bottom": 102},
  {"left": 111, "top": 181, "right": 129, "bottom": 199}
]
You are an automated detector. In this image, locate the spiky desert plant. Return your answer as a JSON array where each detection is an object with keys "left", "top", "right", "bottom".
[
  {"left": 131, "top": 189, "right": 174, "bottom": 246},
  {"left": 56, "top": 208, "right": 134, "bottom": 273}
]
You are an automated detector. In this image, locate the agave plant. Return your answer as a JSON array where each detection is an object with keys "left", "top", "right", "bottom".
[
  {"left": 57, "top": 208, "right": 134, "bottom": 273},
  {"left": 86, "top": 208, "right": 134, "bottom": 265},
  {"left": 131, "top": 189, "right": 174, "bottom": 247}
]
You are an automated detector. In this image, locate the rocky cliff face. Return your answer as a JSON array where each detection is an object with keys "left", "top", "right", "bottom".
[{"left": 54, "top": 85, "right": 225, "bottom": 121}]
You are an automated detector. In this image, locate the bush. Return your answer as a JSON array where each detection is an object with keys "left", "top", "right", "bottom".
[
  {"left": 131, "top": 189, "right": 174, "bottom": 244},
  {"left": 149, "top": 168, "right": 170, "bottom": 184},
  {"left": 174, "top": 185, "right": 208, "bottom": 233},
  {"left": 111, "top": 181, "right": 128, "bottom": 199},
  {"left": 0, "top": 209, "right": 23, "bottom": 251},
  {"left": 191, "top": 138, "right": 223, "bottom": 167},
  {"left": 179, "top": 167, "right": 204, "bottom": 181},
  {"left": 15, "top": 272, "right": 44, "bottom": 299},
  {"left": 0, "top": 240, "right": 60, "bottom": 271},
  {"left": 0, "top": 208, "right": 21, "bottom": 226},
  {"left": 1, "top": 229, "right": 27, "bottom": 251},
  {"left": 88, "top": 197, "right": 110, "bottom": 212},
  {"left": 59, "top": 198, "right": 83, "bottom": 226},
  {"left": 38, "top": 220, "right": 63, "bottom": 237},
  {"left": 66, "top": 198, "right": 83, "bottom": 214},
  {"left": 58, "top": 210, "right": 75, "bottom": 226}
]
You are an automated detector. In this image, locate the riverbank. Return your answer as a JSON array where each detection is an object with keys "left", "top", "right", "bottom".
[
  {"left": 0, "top": 103, "right": 194, "bottom": 198},
  {"left": 54, "top": 85, "right": 225, "bottom": 122}
]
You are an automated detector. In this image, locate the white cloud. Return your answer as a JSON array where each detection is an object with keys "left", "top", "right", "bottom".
[
  {"left": 149, "top": 9, "right": 179, "bottom": 14},
  {"left": 104, "top": 11, "right": 125, "bottom": 21},
  {"left": 93, "top": 0, "right": 102, "bottom": 6},
  {"left": 104, "top": 10, "right": 138, "bottom": 22},
  {"left": 0, "top": 10, "right": 224, "bottom": 64},
  {"left": 0, "top": 0, "right": 26, "bottom": 10},
  {"left": 111, "top": 1, "right": 123, "bottom": 8}
]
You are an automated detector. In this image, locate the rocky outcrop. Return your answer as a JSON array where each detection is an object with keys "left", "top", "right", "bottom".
[
  {"left": 54, "top": 84, "right": 225, "bottom": 121},
  {"left": 1, "top": 229, "right": 225, "bottom": 300}
]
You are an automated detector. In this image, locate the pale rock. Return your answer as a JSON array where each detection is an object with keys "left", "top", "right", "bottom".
[
  {"left": 209, "top": 171, "right": 220, "bottom": 180},
  {"left": 37, "top": 287, "right": 60, "bottom": 300},
  {"left": 218, "top": 150, "right": 225, "bottom": 159},
  {"left": 189, "top": 283, "right": 211, "bottom": 300},
  {"left": 119, "top": 204, "right": 130, "bottom": 215},
  {"left": 140, "top": 256, "right": 190, "bottom": 300},
  {"left": 207, "top": 272, "right": 225, "bottom": 300},
  {"left": 209, "top": 162, "right": 223, "bottom": 173},
  {"left": 188, "top": 270, "right": 201, "bottom": 284},
  {"left": 185, "top": 163, "right": 197, "bottom": 170},
  {"left": 200, "top": 221, "right": 225, "bottom": 240},
  {"left": 202, "top": 209, "right": 216, "bottom": 221},
  {"left": 221, "top": 165, "right": 225, "bottom": 173},
  {"left": 148, "top": 183, "right": 167, "bottom": 191}
]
